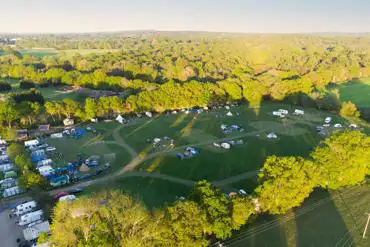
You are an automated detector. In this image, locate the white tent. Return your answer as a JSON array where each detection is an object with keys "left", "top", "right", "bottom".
[
  {"left": 267, "top": 132, "right": 278, "bottom": 139},
  {"left": 63, "top": 118, "right": 74, "bottom": 126},
  {"left": 293, "top": 109, "right": 304, "bottom": 115},
  {"left": 221, "top": 142, "right": 231, "bottom": 149},
  {"left": 334, "top": 123, "right": 342, "bottom": 128},
  {"left": 278, "top": 109, "right": 288, "bottom": 115},
  {"left": 324, "top": 117, "right": 332, "bottom": 124},
  {"left": 145, "top": 112, "right": 153, "bottom": 117},
  {"left": 50, "top": 133, "right": 63, "bottom": 139},
  {"left": 116, "top": 115, "right": 125, "bottom": 124},
  {"left": 226, "top": 111, "right": 233, "bottom": 117}
]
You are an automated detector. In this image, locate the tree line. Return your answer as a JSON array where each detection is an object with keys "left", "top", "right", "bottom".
[{"left": 46, "top": 130, "right": 370, "bottom": 246}]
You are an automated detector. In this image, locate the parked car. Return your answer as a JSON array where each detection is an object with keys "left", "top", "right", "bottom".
[
  {"left": 69, "top": 187, "right": 83, "bottom": 194},
  {"left": 53, "top": 192, "right": 69, "bottom": 200},
  {"left": 46, "top": 146, "right": 56, "bottom": 152}
]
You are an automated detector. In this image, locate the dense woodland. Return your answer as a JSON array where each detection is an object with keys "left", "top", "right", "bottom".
[{"left": 0, "top": 33, "right": 370, "bottom": 135}]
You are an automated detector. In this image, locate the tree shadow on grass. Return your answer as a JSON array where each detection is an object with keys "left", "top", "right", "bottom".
[{"left": 294, "top": 189, "right": 353, "bottom": 247}]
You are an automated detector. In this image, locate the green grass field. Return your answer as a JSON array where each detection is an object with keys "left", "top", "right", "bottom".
[
  {"left": 116, "top": 102, "right": 349, "bottom": 181},
  {"left": 336, "top": 78, "right": 370, "bottom": 107},
  {"left": 226, "top": 184, "right": 370, "bottom": 247},
  {"left": 15, "top": 48, "right": 120, "bottom": 58}
]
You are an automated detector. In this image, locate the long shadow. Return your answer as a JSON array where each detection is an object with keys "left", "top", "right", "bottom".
[
  {"left": 225, "top": 214, "right": 289, "bottom": 247},
  {"left": 294, "top": 189, "right": 353, "bottom": 247}
]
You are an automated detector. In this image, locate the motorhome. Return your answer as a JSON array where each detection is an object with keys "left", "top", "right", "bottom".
[
  {"left": 19, "top": 210, "right": 43, "bottom": 226},
  {"left": 13, "top": 201, "right": 37, "bottom": 216}
]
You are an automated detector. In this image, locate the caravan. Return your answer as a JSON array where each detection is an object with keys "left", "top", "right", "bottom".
[
  {"left": 13, "top": 201, "right": 37, "bottom": 216},
  {"left": 19, "top": 210, "right": 43, "bottom": 226}
]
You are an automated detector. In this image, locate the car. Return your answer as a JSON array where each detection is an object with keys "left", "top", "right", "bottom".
[
  {"left": 38, "top": 144, "right": 49, "bottom": 149},
  {"left": 54, "top": 192, "right": 69, "bottom": 200},
  {"left": 69, "top": 187, "right": 83, "bottom": 194},
  {"left": 46, "top": 146, "right": 56, "bottom": 152}
]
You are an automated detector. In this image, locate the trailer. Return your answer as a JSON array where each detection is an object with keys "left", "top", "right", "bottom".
[
  {"left": 24, "top": 139, "right": 40, "bottom": 148},
  {"left": 13, "top": 201, "right": 37, "bottom": 216},
  {"left": 19, "top": 210, "right": 43, "bottom": 226}
]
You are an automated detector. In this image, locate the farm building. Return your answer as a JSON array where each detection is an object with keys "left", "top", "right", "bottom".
[{"left": 23, "top": 221, "right": 50, "bottom": 241}]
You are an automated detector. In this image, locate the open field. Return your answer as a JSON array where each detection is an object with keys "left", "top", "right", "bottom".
[
  {"left": 115, "top": 102, "right": 349, "bottom": 181},
  {"left": 336, "top": 78, "right": 370, "bottom": 107},
  {"left": 223, "top": 184, "right": 370, "bottom": 247},
  {"left": 13, "top": 49, "right": 120, "bottom": 58},
  {"left": 0, "top": 79, "right": 87, "bottom": 103}
]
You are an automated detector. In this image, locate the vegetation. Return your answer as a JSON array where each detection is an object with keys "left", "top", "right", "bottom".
[
  {"left": 339, "top": 101, "right": 361, "bottom": 118},
  {"left": 47, "top": 130, "right": 370, "bottom": 246},
  {"left": 0, "top": 81, "right": 12, "bottom": 92}
]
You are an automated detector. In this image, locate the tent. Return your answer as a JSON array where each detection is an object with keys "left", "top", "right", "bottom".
[
  {"left": 145, "top": 112, "right": 153, "bottom": 117},
  {"left": 63, "top": 118, "right": 74, "bottom": 126},
  {"left": 116, "top": 115, "right": 126, "bottom": 124},
  {"left": 293, "top": 109, "right": 304, "bottom": 115},
  {"left": 267, "top": 132, "right": 278, "bottom": 139},
  {"left": 79, "top": 163, "right": 90, "bottom": 172},
  {"left": 50, "top": 133, "right": 63, "bottom": 139},
  {"left": 324, "top": 117, "right": 332, "bottom": 124},
  {"left": 221, "top": 142, "right": 231, "bottom": 149},
  {"left": 226, "top": 111, "right": 233, "bottom": 117}
]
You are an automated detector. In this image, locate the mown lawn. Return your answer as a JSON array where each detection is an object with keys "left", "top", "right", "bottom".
[
  {"left": 83, "top": 176, "right": 193, "bottom": 208},
  {"left": 227, "top": 185, "right": 370, "bottom": 247},
  {"left": 117, "top": 102, "right": 349, "bottom": 181},
  {"left": 337, "top": 78, "right": 370, "bottom": 107}
]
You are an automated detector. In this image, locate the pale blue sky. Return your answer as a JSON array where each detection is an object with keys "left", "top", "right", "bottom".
[{"left": 1, "top": 0, "right": 369, "bottom": 33}]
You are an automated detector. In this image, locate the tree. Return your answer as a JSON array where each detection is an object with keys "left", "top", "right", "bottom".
[
  {"left": 50, "top": 190, "right": 163, "bottom": 247},
  {"left": 19, "top": 171, "right": 44, "bottom": 189},
  {"left": 311, "top": 131, "right": 370, "bottom": 190},
  {"left": 45, "top": 101, "right": 63, "bottom": 121},
  {"left": 163, "top": 201, "right": 210, "bottom": 246},
  {"left": 0, "top": 81, "right": 12, "bottom": 92},
  {"left": 7, "top": 143, "right": 24, "bottom": 160},
  {"left": 17, "top": 101, "right": 42, "bottom": 126},
  {"left": 339, "top": 101, "right": 360, "bottom": 118},
  {"left": 255, "top": 156, "right": 320, "bottom": 214},
  {"left": 0, "top": 101, "right": 19, "bottom": 128},
  {"left": 61, "top": 99, "right": 80, "bottom": 119},
  {"left": 84, "top": 98, "right": 99, "bottom": 119},
  {"left": 193, "top": 180, "right": 232, "bottom": 239},
  {"left": 231, "top": 197, "right": 255, "bottom": 230},
  {"left": 15, "top": 153, "right": 32, "bottom": 172}
]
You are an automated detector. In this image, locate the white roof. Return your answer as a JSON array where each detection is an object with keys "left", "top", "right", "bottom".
[
  {"left": 25, "top": 139, "right": 39, "bottom": 147},
  {"left": 23, "top": 221, "right": 50, "bottom": 241},
  {"left": 221, "top": 142, "right": 231, "bottom": 149}
]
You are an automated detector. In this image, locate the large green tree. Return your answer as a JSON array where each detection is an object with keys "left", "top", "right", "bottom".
[
  {"left": 255, "top": 156, "right": 320, "bottom": 214},
  {"left": 193, "top": 180, "right": 233, "bottom": 239},
  {"left": 311, "top": 130, "right": 370, "bottom": 190}
]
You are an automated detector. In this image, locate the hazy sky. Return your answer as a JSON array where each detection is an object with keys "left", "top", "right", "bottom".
[{"left": 1, "top": 0, "right": 369, "bottom": 33}]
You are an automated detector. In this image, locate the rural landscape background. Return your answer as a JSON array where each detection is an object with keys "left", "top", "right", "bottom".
[{"left": 0, "top": 1, "right": 370, "bottom": 247}]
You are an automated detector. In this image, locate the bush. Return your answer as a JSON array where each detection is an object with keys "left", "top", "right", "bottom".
[
  {"left": 339, "top": 101, "right": 360, "bottom": 118},
  {"left": 0, "top": 82, "right": 12, "bottom": 92},
  {"left": 19, "top": 81, "right": 36, "bottom": 89}
]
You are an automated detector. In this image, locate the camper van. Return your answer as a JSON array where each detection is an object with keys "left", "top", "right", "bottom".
[
  {"left": 19, "top": 210, "right": 43, "bottom": 226},
  {"left": 13, "top": 201, "right": 37, "bottom": 216}
]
